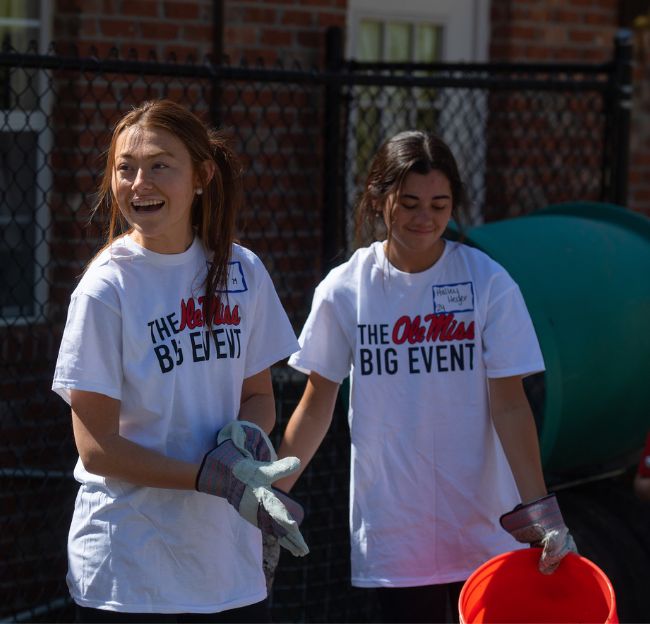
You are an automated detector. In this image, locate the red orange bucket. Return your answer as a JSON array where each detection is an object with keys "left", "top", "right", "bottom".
[{"left": 459, "top": 549, "right": 618, "bottom": 623}]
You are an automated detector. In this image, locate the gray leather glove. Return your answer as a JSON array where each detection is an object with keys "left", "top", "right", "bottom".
[
  {"left": 262, "top": 532, "right": 281, "bottom": 592},
  {"left": 500, "top": 493, "right": 577, "bottom": 574},
  {"left": 196, "top": 421, "right": 309, "bottom": 557}
]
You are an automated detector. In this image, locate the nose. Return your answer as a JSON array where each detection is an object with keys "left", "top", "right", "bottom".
[
  {"left": 132, "top": 167, "right": 152, "bottom": 190},
  {"left": 413, "top": 204, "right": 432, "bottom": 221}
]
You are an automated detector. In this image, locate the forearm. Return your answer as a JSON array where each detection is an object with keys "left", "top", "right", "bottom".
[
  {"left": 276, "top": 405, "right": 332, "bottom": 491},
  {"left": 493, "top": 404, "right": 547, "bottom": 502},
  {"left": 239, "top": 368, "right": 276, "bottom": 434},
  {"left": 488, "top": 376, "right": 547, "bottom": 504},
  {"left": 275, "top": 373, "right": 339, "bottom": 492},
  {"left": 76, "top": 428, "right": 199, "bottom": 489},
  {"left": 71, "top": 390, "right": 200, "bottom": 490},
  {"left": 238, "top": 392, "right": 276, "bottom": 434}
]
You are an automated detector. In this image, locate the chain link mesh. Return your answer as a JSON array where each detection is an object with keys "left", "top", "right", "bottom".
[{"left": 0, "top": 48, "right": 618, "bottom": 622}]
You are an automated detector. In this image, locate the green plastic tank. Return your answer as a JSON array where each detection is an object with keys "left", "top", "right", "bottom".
[{"left": 458, "top": 202, "right": 650, "bottom": 480}]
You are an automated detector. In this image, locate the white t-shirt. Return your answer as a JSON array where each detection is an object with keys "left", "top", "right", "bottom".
[
  {"left": 289, "top": 240, "right": 545, "bottom": 588},
  {"left": 52, "top": 234, "right": 298, "bottom": 613}
]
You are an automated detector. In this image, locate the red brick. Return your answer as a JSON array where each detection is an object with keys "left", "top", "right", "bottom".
[
  {"left": 121, "top": 0, "right": 158, "bottom": 17},
  {"left": 141, "top": 21, "right": 180, "bottom": 39},
  {"left": 300, "top": 0, "right": 337, "bottom": 6},
  {"left": 550, "top": 8, "right": 583, "bottom": 23},
  {"left": 260, "top": 28, "right": 294, "bottom": 47},
  {"left": 80, "top": 17, "right": 97, "bottom": 36},
  {"left": 241, "top": 8, "right": 279, "bottom": 23},
  {"left": 282, "top": 10, "right": 315, "bottom": 26},
  {"left": 508, "top": 25, "right": 543, "bottom": 40},
  {"left": 182, "top": 24, "right": 213, "bottom": 42},
  {"left": 225, "top": 25, "right": 258, "bottom": 46},
  {"left": 164, "top": 1, "right": 200, "bottom": 20},
  {"left": 99, "top": 18, "right": 139, "bottom": 37},
  {"left": 296, "top": 30, "right": 321, "bottom": 48},
  {"left": 568, "top": 29, "right": 598, "bottom": 44},
  {"left": 316, "top": 12, "right": 345, "bottom": 27}
]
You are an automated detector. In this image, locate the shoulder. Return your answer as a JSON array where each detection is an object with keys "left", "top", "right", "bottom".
[
  {"left": 446, "top": 240, "right": 516, "bottom": 289},
  {"left": 229, "top": 243, "right": 271, "bottom": 284},
  {"left": 228, "top": 243, "right": 278, "bottom": 299},
  {"left": 318, "top": 244, "right": 378, "bottom": 295},
  {"left": 230, "top": 242, "right": 265, "bottom": 272},
  {"left": 447, "top": 240, "right": 503, "bottom": 272},
  {"left": 73, "top": 237, "right": 136, "bottom": 305}
]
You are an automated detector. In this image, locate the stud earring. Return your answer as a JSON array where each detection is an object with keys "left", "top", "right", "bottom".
[{"left": 196, "top": 188, "right": 203, "bottom": 195}]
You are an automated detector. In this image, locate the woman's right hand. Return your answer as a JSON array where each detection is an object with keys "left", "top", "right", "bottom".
[{"left": 196, "top": 420, "right": 309, "bottom": 556}]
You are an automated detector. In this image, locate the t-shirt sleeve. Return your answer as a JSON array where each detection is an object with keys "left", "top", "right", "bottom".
[
  {"left": 52, "top": 293, "right": 124, "bottom": 405},
  {"left": 482, "top": 272, "right": 545, "bottom": 379},
  {"left": 288, "top": 282, "right": 352, "bottom": 383},
  {"left": 243, "top": 260, "right": 299, "bottom": 378}
]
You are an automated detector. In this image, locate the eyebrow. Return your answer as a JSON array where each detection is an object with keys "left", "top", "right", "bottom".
[
  {"left": 401, "top": 192, "right": 451, "bottom": 200},
  {"left": 116, "top": 149, "right": 175, "bottom": 160}
]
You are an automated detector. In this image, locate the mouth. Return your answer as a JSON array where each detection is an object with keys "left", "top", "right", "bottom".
[{"left": 132, "top": 199, "right": 164, "bottom": 213}]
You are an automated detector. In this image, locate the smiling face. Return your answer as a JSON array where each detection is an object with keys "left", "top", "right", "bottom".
[
  {"left": 111, "top": 125, "right": 200, "bottom": 254},
  {"left": 383, "top": 169, "right": 453, "bottom": 273}
]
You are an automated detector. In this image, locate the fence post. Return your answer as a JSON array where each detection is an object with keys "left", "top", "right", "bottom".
[
  {"left": 322, "top": 26, "right": 345, "bottom": 275},
  {"left": 608, "top": 30, "right": 633, "bottom": 206}
]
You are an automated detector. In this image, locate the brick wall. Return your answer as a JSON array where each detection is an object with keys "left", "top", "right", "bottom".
[
  {"left": 489, "top": 0, "right": 648, "bottom": 218},
  {"left": 486, "top": 0, "right": 616, "bottom": 219},
  {"left": 53, "top": 0, "right": 215, "bottom": 60},
  {"left": 220, "top": 1, "right": 347, "bottom": 316},
  {"left": 222, "top": 0, "right": 346, "bottom": 67},
  {"left": 489, "top": 0, "right": 618, "bottom": 63}
]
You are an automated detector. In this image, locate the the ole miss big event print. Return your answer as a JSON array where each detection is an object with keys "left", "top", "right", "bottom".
[
  {"left": 357, "top": 281, "right": 476, "bottom": 376},
  {"left": 146, "top": 261, "right": 247, "bottom": 374}
]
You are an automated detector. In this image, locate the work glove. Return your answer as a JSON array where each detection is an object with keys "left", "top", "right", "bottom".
[
  {"left": 236, "top": 421, "right": 306, "bottom": 589},
  {"left": 500, "top": 493, "right": 577, "bottom": 575},
  {"left": 260, "top": 485, "right": 306, "bottom": 590},
  {"left": 262, "top": 532, "right": 281, "bottom": 592},
  {"left": 196, "top": 420, "right": 309, "bottom": 557}
]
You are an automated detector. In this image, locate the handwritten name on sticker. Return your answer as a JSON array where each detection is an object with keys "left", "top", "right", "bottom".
[
  {"left": 216, "top": 261, "right": 248, "bottom": 293},
  {"left": 433, "top": 282, "right": 474, "bottom": 313}
]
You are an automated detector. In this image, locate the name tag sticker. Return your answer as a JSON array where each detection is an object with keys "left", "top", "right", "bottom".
[
  {"left": 217, "top": 261, "right": 248, "bottom": 293},
  {"left": 433, "top": 282, "right": 474, "bottom": 313}
]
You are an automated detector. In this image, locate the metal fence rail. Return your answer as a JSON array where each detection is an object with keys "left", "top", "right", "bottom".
[{"left": 0, "top": 32, "right": 631, "bottom": 622}]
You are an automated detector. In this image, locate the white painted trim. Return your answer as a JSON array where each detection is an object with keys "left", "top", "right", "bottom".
[{"left": 347, "top": 0, "right": 490, "bottom": 62}]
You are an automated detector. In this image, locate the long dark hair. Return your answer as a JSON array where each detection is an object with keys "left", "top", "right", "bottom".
[
  {"left": 91, "top": 99, "right": 243, "bottom": 324},
  {"left": 355, "top": 130, "right": 468, "bottom": 248}
]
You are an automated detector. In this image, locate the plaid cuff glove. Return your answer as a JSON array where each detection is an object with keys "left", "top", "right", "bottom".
[
  {"left": 196, "top": 420, "right": 309, "bottom": 557},
  {"left": 500, "top": 493, "right": 577, "bottom": 575}
]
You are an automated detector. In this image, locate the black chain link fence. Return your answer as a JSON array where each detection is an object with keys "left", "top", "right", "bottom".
[{"left": 0, "top": 31, "right": 631, "bottom": 622}]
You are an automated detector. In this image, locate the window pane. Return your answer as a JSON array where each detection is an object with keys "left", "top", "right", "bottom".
[
  {"left": 386, "top": 22, "right": 410, "bottom": 62},
  {"left": 416, "top": 25, "right": 442, "bottom": 63},
  {"left": 0, "top": 49, "right": 41, "bottom": 108},
  {"left": 0, "top": 222, "right": 35, "bottom": 315},
  {"left": 0, "top": 23, "right": 38, "bottom": 48},
  {"left": 0, "top": 132, "right": 37, "bottom": 217},
  {"left": 0, "top": 0, "right": 40, "bottom": 20},
  {"left": 359, "top": 20, "right": 381, "bottom": 62},
  {"left": 0, "top": 131, "right": 36, "bottom": 315}
]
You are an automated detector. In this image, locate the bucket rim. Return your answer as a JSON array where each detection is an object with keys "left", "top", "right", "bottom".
[{"left": 458, "top": 549, "right": 617, "bottom": 623}]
